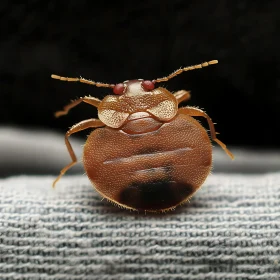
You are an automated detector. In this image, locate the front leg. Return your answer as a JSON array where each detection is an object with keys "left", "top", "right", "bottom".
[
  {"left": 55, "top": 96, "right": 102, "bottom": 117},
  {"left": 53, "top": 118, "right": 105, "bottom": 187},
  {"left": 173, "top": 90, "right": 191, "bottom": 104},
  {"left": 178, "top": 107, "right": 234, "bottom": 159}
]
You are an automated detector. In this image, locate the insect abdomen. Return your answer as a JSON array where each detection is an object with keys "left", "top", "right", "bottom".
[{"left": 83, "top": 114, "right": 212, "bottom": 212}]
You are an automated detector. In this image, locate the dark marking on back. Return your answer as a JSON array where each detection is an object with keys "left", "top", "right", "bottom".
[{"left": 118, "top": 179, "right": 195, "bottom": 211}]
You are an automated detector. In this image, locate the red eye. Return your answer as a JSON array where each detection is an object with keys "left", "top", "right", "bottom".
[
  {"left": 142, "top": 80, "right": 155, "bottom": 91},
  {"left": 113, "top": 83, "right": 125, "bottom": 95}
]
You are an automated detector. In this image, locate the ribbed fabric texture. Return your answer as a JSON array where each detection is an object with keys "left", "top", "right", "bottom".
[{"left": 0, "top": 174, "right": 279, "bottom": 279}]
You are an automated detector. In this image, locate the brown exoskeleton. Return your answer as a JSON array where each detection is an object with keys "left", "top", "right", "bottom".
[{"left": 52, "top": 60, "right": 234, "bottom": 212}]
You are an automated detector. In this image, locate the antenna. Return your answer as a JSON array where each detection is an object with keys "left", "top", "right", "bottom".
[
  {"left": 153, "top": 60, "right": 218, "bottom": 83},
  {"left": 51, "top": 74, "right": 114, "bottom": 88}
]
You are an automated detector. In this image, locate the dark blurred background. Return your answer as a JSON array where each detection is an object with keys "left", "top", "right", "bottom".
[{"left": 1, "top": 1, "right": 279, "bottom": 149}]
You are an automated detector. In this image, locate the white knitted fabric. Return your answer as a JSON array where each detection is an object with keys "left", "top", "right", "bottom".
[
  {"left": 0, "top": 173, "right": 279, "bottom": 280},
  {"left": 0, "top": 127, "right": 280, "bottom": 279}
]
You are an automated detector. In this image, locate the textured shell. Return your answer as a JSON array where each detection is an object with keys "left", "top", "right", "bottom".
[
  {"left": 83, "top": 113, "right": 212, "bottom": 212},
  {"left": 98, "top": 87, "right": 178, "bottom": 128}
]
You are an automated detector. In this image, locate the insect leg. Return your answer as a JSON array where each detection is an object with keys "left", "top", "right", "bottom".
[
  {"left": 178, "top": 107, "right": 234, "bottom": 159},
  {"left": 52, "top": 118, "right": 105, "bottom": 187},
  {"left": 173, "top": 90, "right": 191, "bottom": 104},
  {"left": 55, "top": 96, "right": 102, "bottom": 118}
]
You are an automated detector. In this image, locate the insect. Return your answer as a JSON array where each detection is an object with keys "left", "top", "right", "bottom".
[{"left": 52, "top": 59, "right": 234, "bottom": 212}]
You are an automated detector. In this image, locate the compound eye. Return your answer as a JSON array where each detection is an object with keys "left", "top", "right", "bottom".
[
  {"left": 141, "top": 80, "right": 155, "bottom": 91},
  {"left": 113, "top": 83, "right": 125, "bottom": 95}
]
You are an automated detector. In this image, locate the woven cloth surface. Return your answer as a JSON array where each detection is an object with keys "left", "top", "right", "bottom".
[{"left": 0, "top": 173, "right": 279, "bottom": 280}]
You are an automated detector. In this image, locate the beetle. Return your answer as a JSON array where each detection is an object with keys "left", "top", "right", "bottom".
[{"left": 51, "top": 59, "right": 234, "bottom": 212}]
